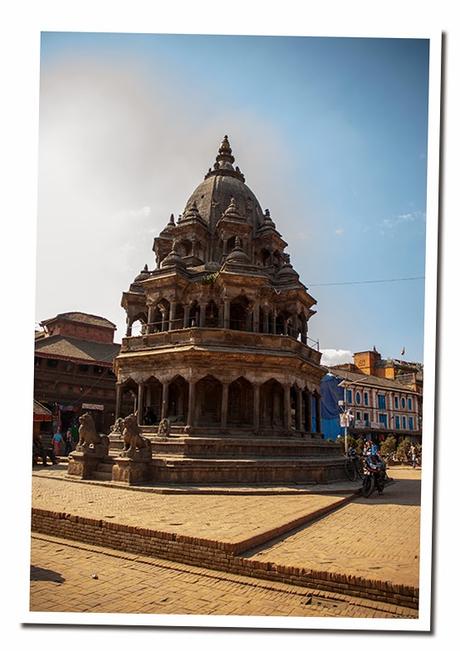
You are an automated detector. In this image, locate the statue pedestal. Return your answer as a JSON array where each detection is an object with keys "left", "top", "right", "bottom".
[
  {"left": 111, "top": 456, "right": 152, "bottom": 485},
  {"left": 67, "top": 447, "right": 106, "bottom": 479}
]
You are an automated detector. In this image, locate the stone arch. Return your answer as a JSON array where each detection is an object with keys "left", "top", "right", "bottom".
[
  {"left": 144, "top": 376, "right": 162, "bottom": 424},
  {"left": 205, "top": 300, "right": 219, "bottom": 327},
  {"left": 195, "top": 375, "right": 222, "bottom": 426},
  {"left": 152, "top": 298, "right": 170, "bottom": 332},
  {"left": 188, "top": 300, "right": 200, "bottom": 327},
  {"left": 260, "top": 379, "right": 284, "bottom": 428},
  {"left": 230, "top": 294, "right": 251, "bottom": 331},
  {"left": 130, "top": 311, "right": 147, "bottom": 336},
  {"left": 261, "top": 248, "right": 271, "bottom": 266},
  {"left": 176, "top": 238, "right": 193, "bottom": 257},
  {"left": 119, "top": 378, "right": 138, "bottom": 418},
  {"left": 168, "top": 375, "right": 189, "bottom": 424},
  {"left": 228, "top": 377, "right": 254, "bottom": 426}
]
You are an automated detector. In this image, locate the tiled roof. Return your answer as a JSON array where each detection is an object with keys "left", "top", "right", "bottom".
[
  {"left": 41, "top": 312, "right": 116, "bottom": 329},
  {"left": 326, "top": 368, "right": 418, "bottom": 393},
  {"left": 35, "top": 335, "right": 120, "bottom": 365},
  {"left": 33, "top": 399, "right": 52, "bottom": 416}
]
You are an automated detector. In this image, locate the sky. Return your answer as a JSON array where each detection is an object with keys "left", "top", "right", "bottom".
[{"left": 36, "top": 32, "right": 430, "bottom": 364}]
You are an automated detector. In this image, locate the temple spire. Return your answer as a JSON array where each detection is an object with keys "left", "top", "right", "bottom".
[{"left": 204, "top": 135, "right": 245, "bottom": 182}]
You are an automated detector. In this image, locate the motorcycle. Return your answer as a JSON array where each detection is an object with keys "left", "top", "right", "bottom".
[{"left": 362, "top": 453, "right": 386, "bottom": 497}]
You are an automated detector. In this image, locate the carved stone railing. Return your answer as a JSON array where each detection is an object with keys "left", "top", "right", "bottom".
[{"left": 120, "top": 327, "right": 321, "bottom": 365}]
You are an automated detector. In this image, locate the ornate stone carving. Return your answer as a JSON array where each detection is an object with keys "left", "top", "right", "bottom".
[
  {"left": 120, "top": 413, "right": 152, "bottom": 460},
  {"left": 76, "top": 413, "right": 109, "bottom": 456},
  {"left": 157, "top": 417, "right": 171, "bottom": 438}
]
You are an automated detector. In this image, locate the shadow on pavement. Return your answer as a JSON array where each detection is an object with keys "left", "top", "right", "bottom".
[{"left": 30, "top": 566, "right": 65, "bottom": 584}]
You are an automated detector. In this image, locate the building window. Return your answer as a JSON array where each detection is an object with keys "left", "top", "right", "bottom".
[
  {"left": 364, "top": 392, "right": 369, "bottom": 406},
  {"left": 356, "top": 411, "right": 361, "bottom": 420},
  {"left": 346, "top": 389, "right": 353, "bottom": 404},
  {"left": 356, "top": 392, "right": 361, "bottom": 405},
  {"left": 78, "top": 364, "right": 89, "bottom": 373},
  {"left": 378, "top": 413, "right": 388, "bottom": 428},
  {"left": 34, "top": 357, "right": 41, "bottom": 367},
  {"left": 46, "top": 359, "right": 58, "bottom": 368},
  {"left": 402, "top": 416, "right": 407, "bottom": 429},
  {"left": 394, "top": 396, "right": 399, "bottom": 409},
  {"left": 395, "top": 416, "right": 400, "bottom": 429},
  {"left": 409, "top": 416, "right": 414, "bottom": 431},
  {"left": 377, "top": 394, "right": 386, "bottom": 409},
  {"left": 401, "top": 397, "right": 406, "bottom": 409},
  {"left": 364, "top": 413, "right": 370, "bottom": 425},
  {"left": 408, "top": 397, "right": 412, "bottom": 410},
  {"left": 93, "top": 366, "right": 104, "bottom": 375}
]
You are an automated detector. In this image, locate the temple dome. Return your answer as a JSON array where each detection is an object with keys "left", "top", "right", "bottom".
[{"left": 183, "top": 136, "right": 265, "bottom": 231}]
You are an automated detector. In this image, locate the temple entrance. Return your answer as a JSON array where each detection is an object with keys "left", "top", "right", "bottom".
[
  {"left": 228, "top": 377, "right": 253, "bottom": 426},
  {"left": 144, "top": 377, "right": 162, "bottom": 425},
  {"left": 167, "top": 376, "right": 189, "bottom": 424},
  {"left": 195, "top": 375, "right": 222, "bottom": 425},
  {"left": 260, "top": 379, "right": 284, "bottom": 428}
]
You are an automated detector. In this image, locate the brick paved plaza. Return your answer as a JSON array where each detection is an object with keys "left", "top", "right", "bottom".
[{"left": 29, "top": 466, "right": 421, "bottom": 619}]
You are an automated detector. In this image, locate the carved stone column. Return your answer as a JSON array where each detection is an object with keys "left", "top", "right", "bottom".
[
  {"left": 161, "top": 381, "right": 169, "bottom": 420},
  {"left": 305, "top": 389, "right": 312, "bottom": 432},
  {"left": 169, "top": 301, "right": 176, "bottom": 330},
  {"left": 187, "top": 380, "right": 196, "bottom": 427},
  {"left": 263, "top": 309, "right": 269, "bottom": 334},
  {"left": 253, "top": 384, "right": 260, "bottom": 432},
  {"left": 223, "top": 298, "right": 230, "bottom": 329},
  {"left": 283, "top": 384, "right": 291, "bottom": 431},
  {"left": 221, "top": 382, "right": 229, "bottom": 429},
  {"left": 295, "top": 386, "right": 302, "bottom": 431},
  {"left": 147, "top": 305, "right": 155, "bottom": 333},
  {"left": 183, "top": 304, "right": 190, "bottom": 328},
  {"left": 253, "top": 301, "right": 260, "bottom": 333},
  {"left": 126, "top": 317, "right": 132, "bottom": 337},
  {"left": 137, "top": 382, "right": 145, "bottom": 425},
  {"left": 199, "top": 302, "right": 206, "bottom": 327},
  {"left": 315, "top": 392, "right": 322, "bottom": 434},
  {"left": 115, "top": 383, "right": 122, "bottom": 419},
  {"left": 272, "top": 309, "right": 277, "bottom": 334}
]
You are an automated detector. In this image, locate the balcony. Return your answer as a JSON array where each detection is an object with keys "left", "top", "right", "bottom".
[{"left": 120, "top": 327, "right": 322, "bottom": 365}]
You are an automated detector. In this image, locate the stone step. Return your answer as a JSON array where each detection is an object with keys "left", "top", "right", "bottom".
[
  {"left": 92, "top": 471, "right": 113, "bottom": 481},
  {"left": 97, "top": 462, "right": 115, "bottom": 473}
]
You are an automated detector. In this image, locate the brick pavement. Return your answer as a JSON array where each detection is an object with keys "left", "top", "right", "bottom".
[
  {"left": 246, "top": 467, "right": 421, "bottom": 590},
  {"left": 32, "top": 475, "right": 346, "bottom": 545},
  {"left": 30, "top": 534, "right": 417, "bottom": 619}
]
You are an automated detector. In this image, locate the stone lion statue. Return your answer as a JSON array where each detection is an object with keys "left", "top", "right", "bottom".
[
  {"left": 158, "top": 417, "right": 171, "bottom": 438},
  {"left": 76, "top": 413, "right": 109, "bottom": 455},
  {"left": 121, "top": 413, "right": 152, "bottom": 459}
]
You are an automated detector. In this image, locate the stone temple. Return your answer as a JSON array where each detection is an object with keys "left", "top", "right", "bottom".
[{"left": 114, "top": 136, "right": 343, "bottom": 484}]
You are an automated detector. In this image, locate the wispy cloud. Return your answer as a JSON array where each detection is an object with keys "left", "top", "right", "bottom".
[
  {"left": 334, "top": 228, "right": 344, "bottom": 236},
  {"left": 380, "top": 210, "right": 425, "bottom": 230}
]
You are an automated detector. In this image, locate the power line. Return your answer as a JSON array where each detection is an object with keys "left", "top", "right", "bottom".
[{"left": 309, "top": 276, "right": 425, "bottom": 287}]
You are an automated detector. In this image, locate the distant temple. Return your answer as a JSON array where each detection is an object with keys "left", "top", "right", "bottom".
[{"left": 114, "top": 136, "right": 343, "bottom": 483}]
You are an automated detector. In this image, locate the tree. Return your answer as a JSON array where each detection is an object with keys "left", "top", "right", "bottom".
[{"left": 380, "top": 435, "right": 397, "bottom": 459}]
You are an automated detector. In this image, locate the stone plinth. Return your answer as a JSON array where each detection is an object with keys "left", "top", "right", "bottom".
[
  {"left": 111, "top": 456, "right": 153, "bottom": 485},
  {"left": 67, "top": 448, "right": 106, "bottom": 479}
]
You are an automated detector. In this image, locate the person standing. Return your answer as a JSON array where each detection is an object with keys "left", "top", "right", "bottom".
[
  {"left": 52, "top": 430, "right": 64, "bottom": 457},
  {"left": 64, "top": 429, "right": 73, "bottom": 455}
]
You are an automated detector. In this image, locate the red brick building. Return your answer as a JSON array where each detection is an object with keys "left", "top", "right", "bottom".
[{"left": 34, "top": 312, "right": 122, "bottom": 433}]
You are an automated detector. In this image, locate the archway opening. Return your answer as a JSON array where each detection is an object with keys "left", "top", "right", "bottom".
[
  {"left": 195, "top": 376, "right": 222, "bottom": 426},
  {"left": 228, "top": 377, "right": 254, "bottom": 426}
]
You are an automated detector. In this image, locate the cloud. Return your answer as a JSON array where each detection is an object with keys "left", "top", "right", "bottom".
[
  {"left": 36, "top": 51, "right": 292, "bottom": 340},
  {"left": 320, "top": 349, "right": 353, "bottom": 367},
  {"left": 380, "top": 210, "right": 425, "bottom": 230},
  {"left": 334, "top": 228, "right": 344, "bottom": 236}
]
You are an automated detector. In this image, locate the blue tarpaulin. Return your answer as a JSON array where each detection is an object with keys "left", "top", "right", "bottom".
[{"left": 320, "top": 373, "right": 345, "bottom": 441}]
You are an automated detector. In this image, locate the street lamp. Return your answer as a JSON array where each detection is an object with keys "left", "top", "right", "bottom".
[{"left": 338, "top": 397, "right": 353, "bottom": 454}]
